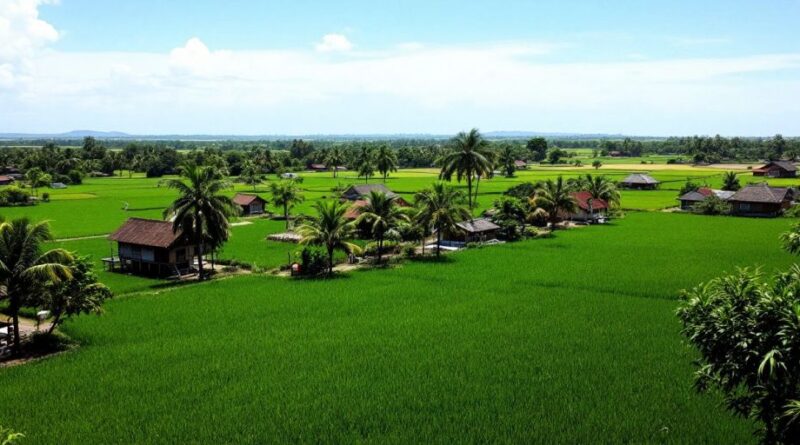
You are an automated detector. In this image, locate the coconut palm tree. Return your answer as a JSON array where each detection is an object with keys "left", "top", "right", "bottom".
[
  {"left": 721, "top": 171, "right": 741, "bottom": 191},
  {"left": 439, "top": 128, "right": 492, "bottom": 209},
  {"left": 270, "top": 180, "right": 304, "bottom": 230},
  {"left": 324, "top": 147, "right": 346, "bottom": 178},
  {"left": 375, "top": 145, "right": 398, "bottom": 182},
  {"left": 414, "top": 183, "right": 471, "bottom": 257},
  {"left": 534, "top": 176, "right": 577, "bottom": 229},
  {"left": 162, "top": 164, "right": 238, "bottom": 280},
  {"left": 239, "top": 160, "right": 261, "bottom": 191},
  {"left": 297, "top": 200, "right": 361, "bottom": 275},
  {"left": 578, "top": 174, "right": 621, "bottom": 207},
  {"left": 356, "top": 191, "right": 409, "bottom": 264},
  {"left": 497, "top": 144, "right": 516, "bottom": 178},
  {"left": 0, "top": 218, "right": 73, "bottom": 354},
  {"left": 355, "top": 145, "right": 375, "bottom": 183}
]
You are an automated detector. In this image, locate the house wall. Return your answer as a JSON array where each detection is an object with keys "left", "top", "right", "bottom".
[{"left": 731, "top": 201, "right": 783, "bottom": 217}]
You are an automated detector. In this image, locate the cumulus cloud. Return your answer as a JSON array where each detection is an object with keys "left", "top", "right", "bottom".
[
  {"left": 0, "top": 0, "right": 59, "bottom": 86},
  {"left": 315, "top": 33, "right": 353, "bottom": 52}
]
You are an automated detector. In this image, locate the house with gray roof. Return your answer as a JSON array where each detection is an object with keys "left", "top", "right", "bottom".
[
  {"left": 620, "top": 173, "right": 659, "bottom": 190},
  {"left": 455, "top": 218, "right": 501, "bottom": 243},
  {"left": 752, "top": 161, "right": 797, "bottom": 178},
  {"left": 728, "top": 184, "right": 794, "bottom": 217}
]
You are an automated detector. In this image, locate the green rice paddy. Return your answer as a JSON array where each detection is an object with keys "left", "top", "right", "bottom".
[{"left": 1, "top": 165, "right": 799, "bottom": 443}]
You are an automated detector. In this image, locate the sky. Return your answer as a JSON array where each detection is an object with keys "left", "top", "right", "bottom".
[{"left": 1, "top": 0, "right": 799, "bottom": 136}]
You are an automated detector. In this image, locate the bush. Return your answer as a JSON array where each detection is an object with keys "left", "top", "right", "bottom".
[
  {"left": 26, "top": 331, "right": 74, "bottom": 355},
  {"left": 67, "top": 170, "right": 84, "bottom": 185},
  {"left": 0, "top": 186, "right": 32, "bottom": 206},
  {"left": 522, "top": 226, "right": 540, "bottom": 238},
  {"left": 401, "top": 243, "right": 417, "bottom": 258},
  {"left": 300, "top": 247, "right": 328, "bottom": 276},
  {"left": 363, "top": 240, "right": 400, "bottom": 256},
  {"left": 504, "top": 182, "right": 540, "bottom": 200},
  {"left": 41, "top": 192, "right": 50, "bottom": 202},
  {"left": 692, "top": 196, "right": 731, "bottom": 215}
]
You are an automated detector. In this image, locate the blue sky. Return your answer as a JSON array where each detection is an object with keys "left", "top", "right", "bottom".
[{"left": 2, "top": 0, "right": 799, "bottom": 135}]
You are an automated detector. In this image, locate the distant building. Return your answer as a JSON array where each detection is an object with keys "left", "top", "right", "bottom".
[
  {"left": 0, "top": 175, "right": 14, "bottom": 186},
  {"left": 752, "top": 161, "right": 797, "bottom": 178},
  {"left": 728, "top": 184, "right": 794, "bottom": 217},
  {"left": 565, "top": 191, "right": 609, "bottom": 222},
  {"left": 280, "top": 172, "right": 299, "bottom": 179},
  {"left": 50, "top": 182, "right": 67, "bottom": 189},
  {"left": 232, "top": 193, "right": 267, "bottom": 216},
  {"left": 620, "top": 173, "right": 659, "bottom": 190},
  {"left": 309, "top": 164, "right": 327, "bottom": 172},
  {"left": 454, "top": 218, "right": 501, "bottom": 243},
  {"left": 514, "top": 160, "right": 528, "bottom": 169},
  {"left": 344, "top": 200, "right": 368, "bottom": 220},
  {"left": 341, "top": 184, "right": 408, "bottom": 205},
  {"left": 677, "top": 187, "right": 734, "bottom": 210},
  {"left": 106, "top": 218, "right": 195, "bottom": 276}
]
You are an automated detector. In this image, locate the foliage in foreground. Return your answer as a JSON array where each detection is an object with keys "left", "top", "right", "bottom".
[
  {"left": 677, "top": 266, "right": 800, "bottom": 444},
  {"left": 0, "top": 426, "right": 23, "bottom": 445}
]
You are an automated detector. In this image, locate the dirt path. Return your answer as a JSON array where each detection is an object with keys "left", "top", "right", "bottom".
[{"left": 55, "top": 234, "right": 109, "bottom": 242}]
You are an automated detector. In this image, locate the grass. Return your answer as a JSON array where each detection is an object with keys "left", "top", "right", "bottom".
[{"left": 0, "top": 212, "right": 796, "bottom": 443}]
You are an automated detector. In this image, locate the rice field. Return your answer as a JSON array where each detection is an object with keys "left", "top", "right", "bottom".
[{"left": 0, "top": 212, "right": 797, "bottom": 443}]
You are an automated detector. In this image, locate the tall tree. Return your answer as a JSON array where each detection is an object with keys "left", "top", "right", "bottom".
[
  {"left": 39, "top": 256, "right": 112, "bottom": 335},
  {"left": 297, "top": 200, "right": 361, "bottom": 275},
  {"left": 526, "top": 137, "right": 548, "bottom": 162},
  {"left": 270, "top": 180, "right": 304, "bottom": 230},
  {"left": 439, "top": 128, "right": 492, "bottom": 209},
  {"left": 324, "top": 147, "right": 346, "bottom": 178},
  {"left": 576, "top": 174, "right": 620, "bottom": 207},
  {"left": 239, "top": 160, "right": 262, "bottom": 191},
  {"left": 414, "top": 183, "right": 471, "bottom": 257},
  {"left": 355, "top": 146, "right": 376, "bottom": 183},
  {"left": 162, "top": 164, "right": 237, "bottom": 280},
  {"left": 25, "top": 167, "right": 45, "bottom": 198},
  {"left": 355, "top": 191, "right": 409, "bottom": 264},
  {"left": 497, "top": 145, "right": 517, "bottom": 178},
  {"left": 375, "top": 145, "right": 399, "bottom": 183},
  {"left": 0, "top": 218, "right": 73, "bottom": 353},
  {"left": 533, "top": 176, "right": 577, "bottom": 228}
]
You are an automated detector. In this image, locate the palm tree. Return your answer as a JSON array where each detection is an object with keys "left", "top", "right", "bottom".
[
  {"left": 578, "top": 174, "right": 621, "bottom": 207},
  {"left": 375, "top": 145, "right": 398, "bottom": 182},
  {"left": 721, "top": 171, "right": 741, "bottom": 191},
  {"left": 297, "top": 200, "right": 361, "bottom": 275},
  {"left": 25, "top": 167, "right": 44, "bottom": 198},
  {"left": 356, "top": 191, "right": 409, "bottom": 264},
  {"left": 270, "top": 180, "right": 304, "bottom": 230},
  {"left": 0, "top": 218, "right": 73, "bottom": 353},
  {"left": 355, "top": 146, "right": 375, "bottom": 183},
  {"left": 497, "top": 145, "right": 516, "bottom": 178},
  {"left": 414, "top": 183, "right": 471, "bottom": 257},
  {"left": 239, "top": 160, "right": 261, "bottom": 191},
  {"left": 162, "top": 164, "right": 237, "bottom": 280},
  {"left": 324, "top": 147, "right": 346, "bottom": 178},
  {"left": 439, "top": 128, "right": 492, "bottom": 209},
  {"left": 534, "top": 176, "right": 577, "bottom": 229}
]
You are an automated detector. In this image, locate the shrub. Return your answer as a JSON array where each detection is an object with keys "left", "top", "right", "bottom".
[
  {"left": 692, "top": 196, "right": 731, "bottom": 215},
  {"left": 0, "top": 186, "right": 32, "bottom": 206},
  {"left": 41, "top": 192, "right": 50, "bottom": 202},
  {"left": 363, "top": 240, "right": 400, "bottom": 256},
  {"left": 504, "top": 182, "right": 540, "bottom": 200},
  {"left": 679, "top": 180, "right": 702, "bottom": 196},
  {"left": 522, "top": 226, "right": 540, "bottom": 238},
  {"left": 401, "top": 243, "right": 417, "bottom": 258},
  {"left": 677, "top": 266, "right": 800, "bottom": 443},
  {"left": 27, "top": 331, "right": 74, "bottom": 355},
  {"left": 67, "top": 169, "right": 84, "bottom": 185},
  {"left": 299, "top": 247, "right": 327, "bottom": 276}
]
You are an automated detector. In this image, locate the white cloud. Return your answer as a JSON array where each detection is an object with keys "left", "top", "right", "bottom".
[
  {"left": 0, "top": 0, "right": 59, "bottom": 86},
  {"left": 315, "top": 33, "right": 353, "bottom": 52},
  {"left": 1, "top": 1, "right": 800, "bottom": 135}
]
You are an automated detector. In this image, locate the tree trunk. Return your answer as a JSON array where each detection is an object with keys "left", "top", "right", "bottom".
[
  {"left": 436, "top": 228, "right": 442, "bottom": 257},
  {"left": 328, "top": 247, "right": 334, "bottom": 275},
  {"left": 474, "top": 175, "right": 481, "bottom": 209},
  {"left": 377, "top": 235, "right": 383, "bottom": 264},
  {"left": 383, "top": 172, "right": 387, "bottom": 183},
  {"left": 11, "top": 294, "right": 20, "bottom": 354},
  {"left": 197, "top": 242, "right": 205, "bottom": 280},
  {"left": 284, "top": 204, "right": 289, "bottom": 230},
  {"left": 466, "top": 174, "right": 473, "bottom": 209},
  {"left": 47, "top": 311, "right": 62, "bottom": 335}
]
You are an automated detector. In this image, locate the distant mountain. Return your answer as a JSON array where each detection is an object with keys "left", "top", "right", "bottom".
[{"left": 0, "top": 130, "right": 130, "bottom": 139}]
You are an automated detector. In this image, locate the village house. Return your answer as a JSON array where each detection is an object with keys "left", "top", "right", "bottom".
[
  {"left": 752, "top": 161, "right": 797, "bottom": 178},
  {"left": 620, "top": 173, "right": 659, "bottom": 190},
  {"left": 454, "top": 218, "right": 501, "bottom": 243},
  {"left": 344, "top": 199, "right": 369, "bottom": 220},
  {"left": 309, "top": 163, "right": 327, "bottom": 172},
  {"left": 677, "top": 187, "right": 735, "bottom": 210},
  {"left": 232, "top": 193, "right": 267, "bottom": 216},
  {"left": 564, "top": 191, "right": 609, "bottom": 222},
  {"left": 105, "top": 218, "right": 195, "bottom": 277},
  {"left": 0, "top": 175, "right": 14, "bottom": 186},
  {"left": 514, "top": 160, "right": 528, "bottom": 170},
  {"left": 728, "top": 184, "right": 794, "bottom": 217},
  {"left": 341, "top": 184, "right": 409, "bottom": 205}
]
